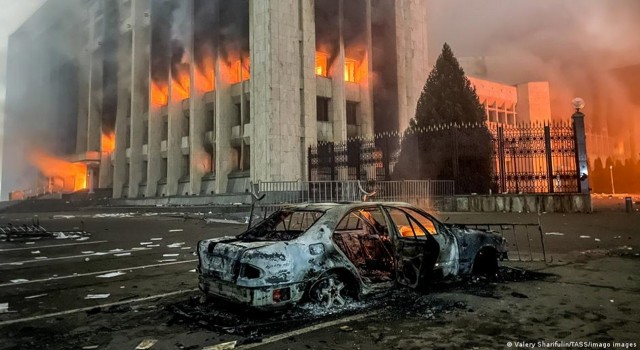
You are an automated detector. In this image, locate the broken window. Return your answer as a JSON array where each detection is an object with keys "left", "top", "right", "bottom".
[
  {"left": 402, "top": 208, "right": 438, "bottom": 235},
  {"left": 317, "top": 97, "right": 329, "bottom": 122},
  {"left": 386, "top": 208, "right": 432, "bottom": 239},
  {"left": 239, "top": 210, "right": 324, "bottom": 242}
]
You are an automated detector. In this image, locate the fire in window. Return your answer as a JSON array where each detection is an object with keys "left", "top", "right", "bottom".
[
  {"left": 344, "top": 58, "right": 357, "bottom": 82},
  {"left": 316, "top": 52, "right": 329, "bottom": 77}
]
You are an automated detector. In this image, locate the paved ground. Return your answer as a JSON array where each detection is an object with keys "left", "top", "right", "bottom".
[{"left": 0, "top": 209, "right": 638, "bottom": 349}]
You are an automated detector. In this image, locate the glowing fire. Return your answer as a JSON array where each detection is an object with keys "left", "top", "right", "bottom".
[
  {"left": 102, "top": 132, "right": 115, "bottom": 153},
  {"left": 344, "top": 58, "right": 357, "bottom": 82},
  {"left": 316, "top": 52, "right": 329, "bottom": 77},
  {"left": 172, "top": 64, "right": 191, "bottom": 101},
  {"left": 29, "top": 151, "right": 87, "bottom": 192},
  {"left": 151, "top": 81, "right": 168, "bottom": 106},
  {"left": 195, "top": 56, "right": 215, "bottom": 92},
  {"left": 219, "top": 56, "right": 250, "bottom": 85}
]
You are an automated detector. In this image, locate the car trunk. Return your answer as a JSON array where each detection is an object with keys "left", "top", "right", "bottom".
[{"left": 199, "top": 238, "right": 274, "bottom": 282}]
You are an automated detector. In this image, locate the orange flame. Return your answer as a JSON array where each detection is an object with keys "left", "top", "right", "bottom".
[
  {"left": 344, "top": 58, "right": 357, "bottom": 82},
  {"left": 102, "top": 132, "right": 115, "bottom": 153},
  {"left": 29, "top": 151, "right": 87, "bottom": 192},
  {"left": 316, "top": 52, "right": 329, "bottom": 77},
  {"left": 195, "top": 56, "right": 215, "bottom": 92},
  {"left": 151, "top": 81, "right": 168, "bottom": 106},
  {"left": 172, "top": 63, "right": 191, "bottom": 101}
]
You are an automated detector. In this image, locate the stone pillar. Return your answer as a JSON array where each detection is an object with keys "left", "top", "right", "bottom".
[
  {"left": 395, "top": 0, "right": 428, "bottom": 133},
  {"left": 250, "top": 0, "right": 303, "bottom": 183},
  {"left": 358, "top": 0, "right": 374, "bottom": 137},
  {"left": 573, "top": 110, "right": 590, "bottom": 195},
  {"left": 88, "top": 48, "right": 103, "bottom": 153},
  {"left": 128, "top": 0, "right": 150, "bottom": 198},
  {"left": 300, "top": 0, "right": 318, "bottom": 180},
  {"left": 214, "top": 61, "right": 236, "bottom": 194},
  {"left": 112, "top": 29, "right": 133, "bottom": 198},
  {"left": 331, "top": 0, "right": 347, "bottom": 144},
  {"left": 166, "top": 1, "right": 192, "bottom": 196},
  {"left": 189, "top": 40, "right": 208, "bottom": 195}
]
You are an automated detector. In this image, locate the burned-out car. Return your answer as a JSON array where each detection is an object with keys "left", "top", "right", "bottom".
[{"left": 197, "top": 202, "right": 507, "bottom": 309}]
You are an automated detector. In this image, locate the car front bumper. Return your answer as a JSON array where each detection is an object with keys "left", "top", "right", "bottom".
[{"left": 198, "top": 275, "right": 306, "bottom": 308}]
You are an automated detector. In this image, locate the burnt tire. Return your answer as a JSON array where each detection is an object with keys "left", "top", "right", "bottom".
[
  {"left": 472, "top": 248, "right": 499, "bottom": 277},
  {"left": 309, "top": 272, "right": 353, "bottom": 310}
]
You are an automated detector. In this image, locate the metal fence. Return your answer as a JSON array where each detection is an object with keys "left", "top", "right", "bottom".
[
  {"left": 460, "top": 222, "right": 547, "bottom": 262},
  {"left": 308, "top": 120, "right": 583, "bottom": 194},
  {"left": 256, "top": 179, "right": 454, "bottom": 209}
]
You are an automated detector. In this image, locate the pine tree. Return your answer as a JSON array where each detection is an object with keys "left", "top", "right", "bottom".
[{"left": 393, "top": 44, "right": 493, "bottom": 194}]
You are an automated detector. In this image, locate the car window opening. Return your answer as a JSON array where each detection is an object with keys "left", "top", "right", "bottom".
[
  {"left": 332, "top": 208, "right": 395, "bottom": 283},
  {"left": 239, "top": 210, "right": 324, "bottom": 242}
]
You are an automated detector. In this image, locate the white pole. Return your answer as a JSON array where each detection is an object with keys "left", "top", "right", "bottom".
[{"left": 609, "top": 165, "right": 615, "bottom": 195}]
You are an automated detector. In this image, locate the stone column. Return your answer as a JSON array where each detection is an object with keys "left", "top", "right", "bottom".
[
  {"left": 112, "top": 29, "right": 133, "bottom": 198},
  {"left": 128, "top": 0, "right": 151, "bottom": 198},
  {"left": 572, "top": 110, "right": 590, "bottom": 195},
  {"left": 331, "top": 0, "right": 347, "bottom": 144},
  {"left": 300, "top": 0, "right": 318, "bottom": 180},
  {"left": 250, "top": 0, "right": 303, "bottom": 183},
  {"left": 395, "top": 0, "right": 428, "bottom": 133},
  {"left": 189, "top": 35, "right": 208, "bottom": 195},
  {"left": 214, "top": 60, "right": 236, "bottom": 193},
  {"left": 358, "top": 0, "right": 374, "bottom": 137}
]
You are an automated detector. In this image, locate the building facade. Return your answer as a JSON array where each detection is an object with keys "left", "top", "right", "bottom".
[{"left": 2, "top": 0, "right": 429, "bottom": 199}]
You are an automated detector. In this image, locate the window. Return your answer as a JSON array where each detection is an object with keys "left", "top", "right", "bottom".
[
  {"left": 336, "top": 208, "right": 388, "bottom": 236},
  {"left": 317, "top": 97, "right": 329, "bottom": 122},
  {"left": 344, "top": 59, "right": 357, "bottom": 82},
  {"left": 386, "top": 207, "right": 432, "bottom": 239},
  {"left": 402, "top": 208, "right": 438, "bottom": 235},
  {"left": 347, "top": 102, "right": 358, "bottom": 125}
]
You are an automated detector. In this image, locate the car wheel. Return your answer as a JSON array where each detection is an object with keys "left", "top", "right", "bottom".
[{"left": 309, "top": 272, "right": 348, "bottom": 310}]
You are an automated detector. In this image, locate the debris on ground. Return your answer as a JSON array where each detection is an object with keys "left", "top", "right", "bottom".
[
  {"left": 84, "top": 294, "right": 110, "bottom": 300},
  {"left": 202, "top": 341, "right": 238, "bottom": 350},
  {"left": 0, "top": 302, "right": 8, "bottom": 313},
  {"left": 135, "top": 339, "right": 158, "bottom": 349},
  {"left": 511, "top": 292, "right": 529, "bottom": 298},
  {"left": 96, "top": 272, "right": 126, "bottom": 278},
  {"left": 339, "top": 325, "right": 353, "bottom": 332}
]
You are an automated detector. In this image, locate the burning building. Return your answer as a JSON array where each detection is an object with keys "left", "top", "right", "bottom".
[{"left": 2, "top": 0, "right": 428, "bottom": 199}]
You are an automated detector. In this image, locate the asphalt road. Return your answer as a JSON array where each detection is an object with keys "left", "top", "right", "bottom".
[{"left": 0, "top": 210, "right": 638, "bottom": 349}]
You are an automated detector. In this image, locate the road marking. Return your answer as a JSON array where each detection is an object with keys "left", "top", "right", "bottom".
[
  {"left": 0, "top": 240, "right": 108, "bottom": 252},
  {"left": 238, "top": 311, "right": 379, "bottom": 349},
  {"left": 0, "top": 248, "right": 151, "bottom": 266},
  {"left": 0, "top": 288, "right": 198, "bottom": 327},
  {"left": 0, "top": 259, "right": 198, "bottom": 288}
]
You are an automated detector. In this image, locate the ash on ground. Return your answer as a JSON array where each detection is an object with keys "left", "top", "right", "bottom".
[{"left": 167, "top": 266, "right": 554, "bottom": 338}]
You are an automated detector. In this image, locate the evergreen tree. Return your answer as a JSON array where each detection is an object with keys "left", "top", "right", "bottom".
[{"left": 393, "top": 44, "right": 492, "bottom": 194}]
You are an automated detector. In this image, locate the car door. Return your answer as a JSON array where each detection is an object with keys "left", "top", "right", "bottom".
[
  {"left": 383, "top": 206, "right": 439, "bottom": 289},
  {"left": 401, "top": 207, "right": 460, "bottom": 277}
]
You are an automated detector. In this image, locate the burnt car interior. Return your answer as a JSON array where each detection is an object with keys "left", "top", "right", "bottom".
[
  {"left": 238, "top": 210, "right": 324, "bottom": 242},
  {"left": 332, "top": 208, "right": 396, "bottom": 283}
]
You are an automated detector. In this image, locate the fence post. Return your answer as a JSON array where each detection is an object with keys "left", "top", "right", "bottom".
[
  {"left": 544, "top": 124, "right": 554, "bottom": 193},
  {"left": 452, "top": 126, "right": 459, "bottom": 187},
  {"left": 329, "top": 142, "right": 336, "bottom": 181},
  {"left": 497, "top": 127, "right": 506, "bottom": 193},
  {"left": 383, "top": 137, "right": 391, "bottom": 181},
  {"left": 307, "top": 146, "right": 312, "bottom": 182},
  {"left": 572, "top": 111, "right": 590, "bottom": 195}
]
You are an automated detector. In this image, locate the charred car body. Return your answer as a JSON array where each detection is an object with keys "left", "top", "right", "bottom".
[{"left": 197, "top": 203, "right": 507, "bottom": 309}]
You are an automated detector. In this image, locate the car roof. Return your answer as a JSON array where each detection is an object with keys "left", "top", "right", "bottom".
[{"left": 280, "top": 202, "right": 416, "bottom": 212}]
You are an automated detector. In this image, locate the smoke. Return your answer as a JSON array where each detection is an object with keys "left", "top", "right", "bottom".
[
  {"left": 102, "top": 0, "right": 119, "bottom": 133},
  {"left": 427, "top": 0, "right": 640, "bottom": 156}
]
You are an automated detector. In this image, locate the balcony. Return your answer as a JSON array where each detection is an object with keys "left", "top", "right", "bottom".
[{"left": 231, "top": 123, "right": 251, "bottom": 147}]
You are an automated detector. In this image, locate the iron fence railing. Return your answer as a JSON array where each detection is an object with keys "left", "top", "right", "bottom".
[
  {"left": 308, "top": 121, "right": 584, "bottom": 194},
  {"left": 255, "top": 179, "right": 455, "bottom": 210}
]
